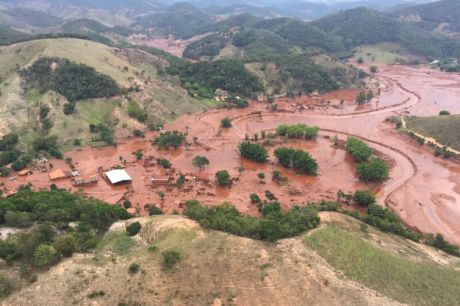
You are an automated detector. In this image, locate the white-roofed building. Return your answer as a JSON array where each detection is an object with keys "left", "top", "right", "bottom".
[{"left": 105, "top": 169, "right": 132, "bottom": 185}]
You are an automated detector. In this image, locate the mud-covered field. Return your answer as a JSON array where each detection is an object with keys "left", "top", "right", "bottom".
[{"left": 1, "top": 64, "right": 460, "bottom": 245}]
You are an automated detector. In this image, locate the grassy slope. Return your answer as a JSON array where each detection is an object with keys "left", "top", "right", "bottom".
[
  {"left": 4, "top": 213, "right": 459, "bottom": 305},
  {"left": 352, "top": 42, "right": 421, "bottom": 64},
  {"left": 306, "top": 224, "right": 460, "bottom": 306},
  {"left": 405, "top": 115, "right": 460, "bottom": 151},
  {"left": 0, "top": 38, "right": 206, "bottom": 149}
]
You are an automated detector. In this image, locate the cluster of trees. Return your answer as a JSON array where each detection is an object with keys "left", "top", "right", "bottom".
[
  {"left": 89, "top": 123, "right": 115, "bottom": 145},
  {"left": 274, "top": 147, "right": 318, "bottom": 175},
  {"left": 153, "top": 131, "right": 185, "bottom": 149},
  {"left": 274, "top": 55, "right": 351, "bottom": 94},
  {"left": 167, "top": 59, "right": 263, "bottom": 98},
  {"left": 0, "top": 187, "right": 130, "bottom": 268},
  {"left": 0, "top": 133, "right": 26, "bottom": 173},
  {"left": 20, "top": 57, "right": 120, "bottom": 110},
  {"left": 345, "top": 137, "right": 388, "bottom": 182},
  {"left": 356, "top": 89, "right": 374, "bottom": 105},
  {"left": 238, "top": 142, "right": 268, "bottom": 163},
  {"left": 183, "top": 33, "right": 227, "bottom": 59},
  {"left": 276, "top": 124, "right": 319, "bottom": 140},
  {"left": 184, "top": 200, "right": 319, "bottom": 242}
]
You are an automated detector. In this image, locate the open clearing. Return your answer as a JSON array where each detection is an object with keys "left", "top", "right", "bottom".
[{"left": 405, "top": 115, "right": 460, "bottom": 151}]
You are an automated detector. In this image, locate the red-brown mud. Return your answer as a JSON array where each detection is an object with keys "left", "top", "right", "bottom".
[{"left": 1, "top": 64, "right": 460, "bottom": 244}]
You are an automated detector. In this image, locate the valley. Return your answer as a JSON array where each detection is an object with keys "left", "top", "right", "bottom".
[{"left": 1, "top": 62, "right": 459, "bottom": 245}]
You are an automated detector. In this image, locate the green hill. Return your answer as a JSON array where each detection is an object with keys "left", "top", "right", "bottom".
[
  {"left": 393, "top": 0, "right": 460, "bottom": 33},
  {"left": 0, "top": 38, "right": 207, "bottom": 151},
  {"left": 313, "top": 7, "right": 460, "bottom": 60}
]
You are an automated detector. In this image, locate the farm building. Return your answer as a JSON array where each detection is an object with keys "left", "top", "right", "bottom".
[
  {"left": 72, "top": 176, "right": 98, "bottom": 187},
  {"left": 105, "top": 169, "right": 132, "bottom": 185},
  {"left": 18, "top": 169, "right": 33, "bottom": 176},
  {"left": 49, "top": 169, "right": 68, "bottom": 181}
]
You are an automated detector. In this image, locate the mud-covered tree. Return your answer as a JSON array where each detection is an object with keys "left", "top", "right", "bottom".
[
  {"left": 353, "top": 189, "right": 376, "bottom": 206},
  {"left": 238, "top": 142, "right": 268, "bottom": 163},
  {"left": 274, "top": 147, "right": 318, "bottom": 175},
  {"left": 345, "top": 136, "right": 372, "bottom": 162},
  {"left": 221, "top": 117, "right": 232, "bottom": 128},
  {"left": 257, "top": 172, "right": 265, "bottom": 183},
  {"left": 192, "top": 156, "right": 209, "bottom": 171},
  {"left": 215, "top": 170, "right": 231, "bottom": 187},
  {"left": 357, "top": 157, "right": 389, "bottom": 182}
]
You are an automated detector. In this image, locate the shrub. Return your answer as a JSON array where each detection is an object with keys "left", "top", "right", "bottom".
[
  {"left": 148, "top": 205, "right": 164, "bottom": 216},
  {"left": 0, "top": 167, "right": 11, "bottom": 177},
  {"left": 123, "top": 200, "right": 131, "bottom": 209},
  {"left": 215, "top": 170, "right": 231, "bottom": 187},
  {"left": 238, "top": 142, "right": 268, "bottom": 163},
  {"left": 127, "top": 100, "right": 147, "bottom": 122},
  {"left": 221, "top": 117, "right": 232, "bottom": 128},
  {"left": 345, "top": 137, "right": 372, "bottom": 162},
  {"left": 274, "top": 147, "right": 318, "bottom": 175},
  {"left": 157, "top": 158, "right": 171, "bottom": 169},
  {"left": 439, "top": 110, "right": 450, "bottom": 116},
  {"left": 370, "top": 65, "right": 378, "bottom": 73},
  {"left": 276, "top": 124, "right": 319, "bottom": 140},
  {"left": 54, "top": 234, "right": 76, "bottom": 257},
  {"left": 126, "top": 222, "right": 141, "bottom": 236},
  {"left": 133, "top": 129, "right": 144, "bottom": 137},
  {"left": 357, "top": 157, "right": 389, "bottom": 182},
  {"left": 33, "top": 244, "right": 58, "bottom": 267},
  {"left": 128, "top": 262, "right": 140, "bottom": 274},
  {"left": 426, "top": 233, "right": 459, "bottom": 256},
  {"left": 153, "top": 131, "right": 185, "bottom": 149},
  {"left": 257, "top": 172, "right": 265, "bottom": 183},
  {"left": 353, "top": 189, "right": 376, "bottom": 206},
  {"left": 73, "top": 138, "right": 81, "bottom": 146},
  {"left": 162, "top": 250, "right": 181, "bottom": 269},
  {"left": 184, "top": 201, "right": 319, "bottom": 242},
  {"left": 249, "top": 193, "right": 261, "bottom": 204},
  {"left": 133, "top": 151, "right": 143, "bottom": 160}
]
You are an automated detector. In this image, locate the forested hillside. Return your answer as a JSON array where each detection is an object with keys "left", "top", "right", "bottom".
[
  {"left": 393, "top": 0, "right": 460, "bottom": 32},
  {"left": 0, "top": 25, "right": 29, "bottom": 45}
]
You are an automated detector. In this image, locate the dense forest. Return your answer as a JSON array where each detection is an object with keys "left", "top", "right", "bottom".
[
  {"left": 20, "top": 57, "right": 121, "bottom": 102},
  {"left": 0, "top": 187, "right": 130, "bottom": 268},
  {"left": 168, "top": 59, "right": 263, "bottom": 98}
]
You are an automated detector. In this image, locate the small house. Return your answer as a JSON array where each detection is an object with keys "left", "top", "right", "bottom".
[
  {"left": 18, "top": 169, "right": 33, "bottom": 176},
  {"left": 49, "top": 169, "right": 68, "bottom": 181}
]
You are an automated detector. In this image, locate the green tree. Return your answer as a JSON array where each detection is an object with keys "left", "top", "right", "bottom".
[
  {"left": 33, "top": 244, "right": 58, "bottom": 267},
  {"left": 54, "top": 234, "right": 76, "bottom": 257},
  {"left": 257, "top": 172, "right": 265, "bottom": 183},
  {"left": 353, "top": 189, "right": 376, "bottom": 206},
  {"left": 221, "top": 117, "right": 232, "bottom": 128},
  {"left": 192, "top": 156, "right": 209, "bottom": 171},
  {"left": 162, "top": 250, "right": 181, "bottom": 269},
  {"left": 345, "top": 137, "right": 372, "bottom": 162},
  {"left": 238, "top": 142, "right": 268, "bottom": 163},
  {"left": 249, "top": 193, "right": 261, "bottom": 204},
  {"left": 215, "top": 170, "right": 231, "bottom": 187},
  {"left": 126, "top": 222, "right": 141, "bottom": 236},
  {"left": 357, "top": 158, "right": 389, "bottom": 182}
]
